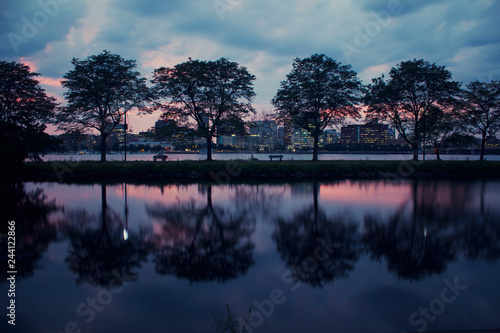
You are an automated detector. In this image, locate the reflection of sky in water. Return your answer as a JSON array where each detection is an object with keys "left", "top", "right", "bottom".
[{"left": 5, "top": 180, "right": 500, "bottom": 333}]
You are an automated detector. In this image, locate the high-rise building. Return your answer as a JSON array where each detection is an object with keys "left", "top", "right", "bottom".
[
  {"left": 277, "top": 127, "right": 285, "bottom": 147},
  {"left": 250, "top": 120, "right": 278, "bottom": 150},
  {"left": 291, "top": 128, "right": 314, "bottom": 150},
  {"left": 283, "top": 120, "right": 293, "bottom": 149},
  {"left": 359, "top": 123, "right": 388, "bottom": 145},
  {"left": 341, "top": 125, "right": 360, "bottom": 145},
  {"left": 155, "top": 119, "right": 174, "bottom": 140},
  {"left": 320, "top": 129, "right": 339, "bottom": 146},
  {"left": 341, "top": 123, "right": 388, "bottom": 145}
]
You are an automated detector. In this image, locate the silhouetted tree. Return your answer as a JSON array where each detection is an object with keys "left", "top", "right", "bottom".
[
  {"left": 423, "top": 105, "right": 466, "bottom": 160},
  {"left": 458, "top": 80, "right": 500, "bottom": 160},
  {"left": 152, "top": 58, "right": 256, "bottom": 160},
  {"left": 365, "top": 59, "right": 461, "bottom": 160},
  {"left": 272, "top": 54, "right": 364, "bottom": 161},
  {"left": 57, "top": 51, "right": 152, "bottom": 162},
  {"left": 0, "top": 61, "right": 56, "bottom": 169}
]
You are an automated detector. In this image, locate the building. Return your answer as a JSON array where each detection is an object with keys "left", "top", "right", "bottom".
[
  {"left": 217, "top": 134, "right": 246, "bottom": 149},
  {"left": 291, "top": 128, "right": 314, "bottom": 150},
  {"left": 359, "top": 123, "right": 388, "bottom": 145},
  {"left": 341, "top": 123, "right": 388, "bottom": 145},
  {"left": 486, "top": 136, "right": 499, "bottom": 148},
  {"left": 283, "top": 120, "right": 293, "bottom": 149},
  {"left": 108, "top": 124, "right": 128, "bottom": 150},
  {"left": 249, "top": 120, "right": 278, "bottom": 150},
  {"left": 277, "top": 127, "right": 285, "bottom": 147},
  {"left": 341, "top": 125, "right": 360, "bottom": 145},
  {"left": 388, "top": 127, "right": 396, "bottom": 139},
  {"left": 319, "top": 129, "right": 339, "bottom": 146}
]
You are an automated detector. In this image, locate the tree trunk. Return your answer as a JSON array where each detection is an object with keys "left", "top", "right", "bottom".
[
  {"left": 100, "top": 132, "right": 109, "bottom": 162},
  {"left": 422, "top": 135, "right": 426, "bottom": 161},
  {"left": 435, "top": 147, "right": 441, "bottom": 161},
  {"left": 312, "top": 134, "right": 319, "bottom": 161},
  {"left": 206, "top": 136, "right": 213, "bottom": 161},
  {"left": 480, "top": 132, "right": 486, "bottom": 161},
  {"left": 412, "top": 141, "right": 419, "bottom": 161}
]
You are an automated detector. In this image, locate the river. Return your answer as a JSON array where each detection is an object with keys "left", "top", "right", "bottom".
[{"left": 2, "top": 180, "right": 500, "bottom": 333}]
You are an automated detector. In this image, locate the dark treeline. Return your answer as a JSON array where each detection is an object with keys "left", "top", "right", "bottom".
[{"left": 1, "top": 52, "right": 499, "bottom": 167}]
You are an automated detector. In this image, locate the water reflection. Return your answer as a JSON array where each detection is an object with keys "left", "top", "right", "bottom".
[
  {"left": 272, "top": 182, "right": 362, "bottom": 287},
  {"left": 6, "top": 180, "right": 500, "bottom": 288},
  {"left": 0, "top": 182, "right": 61, "bottom": 281},
  {"left": 63, "top": 184, "right": 149, "bottom": 287},
  {"left": 146, "top": 185, "right": 255, "bottom": 283},
  {"left": 7, "top": 180, "right": 500, "bottom": 332},
  {"left": 362, "top": 181, "right": 500, "bottom": 280}
]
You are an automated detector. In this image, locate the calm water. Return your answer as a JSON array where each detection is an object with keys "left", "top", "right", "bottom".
[
  {"left": 40, "top": 152, "right": 500, "bottom": 161},
  {"left": 2, "top": 180, "right": 500, "bottom": 333}
]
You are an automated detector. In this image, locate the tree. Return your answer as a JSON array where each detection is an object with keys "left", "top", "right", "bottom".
[
  {"left": 458, "top": 80, "right": 500, "bottom": 161},
  {"left": 365, "top": 59, "right": 461, "bottom": 160},
  {"left": 424, "top": 105, "right": 465, "bottom": 160},
  {"left": 0, "top": 61, "right": 56, "bottom": 168},
  {"left": 272, "top": 54, "right": 364, "bottom": 161},
  {"left": 152, "top": 58, "right": 256, "bottom": 161},
  {"left": 57, "top": 50, "right": 152, "bottom": 162}
]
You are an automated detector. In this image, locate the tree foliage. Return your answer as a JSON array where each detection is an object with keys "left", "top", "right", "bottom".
[
  {"left": 458, "top": 80, "right": 500, "bottom": 160},
  {"left": 57, "top": 50, "right": 152, "bottom": 162},
  {"left": 152, "top": 58, "right": 256, "bottom": 160},
  {"left": 423, "top": 105, "right": 466, "bottom": 160},
  {"left": 365, "top": 59, "right": 461, "bottom": 160},
  {"left": 272, "top": 54, "right": 364, "bottom": 161},
  {"left": 0, "top": 61, "right": 56, "bottom": 167}
]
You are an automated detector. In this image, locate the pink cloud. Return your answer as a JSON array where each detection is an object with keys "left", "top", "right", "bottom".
[
  {"left": 19, "top": 57, "right": 38, "bottom": 72},
  {"left": 39, "top": 77, "right": 62, "bottom": 88}
]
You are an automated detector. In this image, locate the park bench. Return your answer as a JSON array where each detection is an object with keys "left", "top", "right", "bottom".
[
  {"left": 153, "top": 151, "right": 168, "bottom": 162},
  {"left": 269, "top": 154, "right": 283, "bottom": 161}
]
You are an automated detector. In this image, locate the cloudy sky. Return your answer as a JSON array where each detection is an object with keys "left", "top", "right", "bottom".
[{"left": 2, "top": 0, "right": 499, "bottom": 133}]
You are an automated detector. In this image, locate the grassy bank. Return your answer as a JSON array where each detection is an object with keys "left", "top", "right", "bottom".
[{"left": 10, "top": 160, "right": 500, "bottom": 184}]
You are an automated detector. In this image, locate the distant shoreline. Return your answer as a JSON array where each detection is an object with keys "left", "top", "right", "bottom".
[
  {"left": 12, "top": 160, "right": 500, "bottom": 184},
  {"left": 42, "top": 150, "right": 499, "bottom": 155}
]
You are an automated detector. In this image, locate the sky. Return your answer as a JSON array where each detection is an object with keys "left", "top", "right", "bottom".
[{"left": 1, "top": 0, "right": 499, "bottom": 134}]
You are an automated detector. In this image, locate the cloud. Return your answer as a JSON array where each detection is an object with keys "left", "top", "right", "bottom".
[
  {"left": 1, "top": 0, "right": 499, "bottom": 133},
  {"left": 0, "top": 0, "right": 86, "bottom": 57}
]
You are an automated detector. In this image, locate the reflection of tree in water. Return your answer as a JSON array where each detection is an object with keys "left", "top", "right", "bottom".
[
  {"left": 0, "top": 182, "right": 60, "bottom": 281},
  {"left": 63, "top": 184, "right": 149, "bottom": 287},
  {"left": 363, "top": 180, "right": 500, "bottom": 281},
  {"left": 146, "top": 185, "right": 255, "bottom": 283},
  {"left": 272, "top": 182, "right": 362, "bottom": 287},
  {"left": 459, "top": 212, "right": 500, "bottom": 261},
  {"left": 456, "top": 181, "right": 500, "bottom": 261},
  {"left": 231, "top": 184, "right": 284, "bottom": 221}
]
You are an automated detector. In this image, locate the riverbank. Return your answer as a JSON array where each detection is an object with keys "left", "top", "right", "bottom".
[{"left": 11, "top": 160, "right": 500, "bottom": 184}]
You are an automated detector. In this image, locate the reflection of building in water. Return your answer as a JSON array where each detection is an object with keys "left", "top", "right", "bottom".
[{"left": 290, "top": 183, "right": 315, "bottom": 196}]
